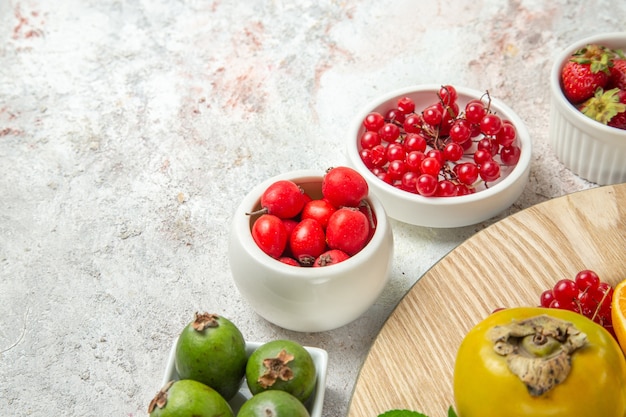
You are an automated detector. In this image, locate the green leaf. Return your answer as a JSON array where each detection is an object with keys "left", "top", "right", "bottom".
[
  {"left": 377, "top": 410, "right": 429, "bottom": 417},
  {"left": 447, "top": 406, "right": 459, "bottom": 417}
]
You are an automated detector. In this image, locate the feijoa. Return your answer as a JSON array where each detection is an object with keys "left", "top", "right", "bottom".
[
  {"left": 245, "top": 339, "right": 317, "bottom": 404},
  {"left": 236, "top": 390, "right": 310, "bottom": 417},
  {"left": 148, "top": 379, "right": 234, "bottom": 417},
  {"left": 175, "top": 312, "right": 247, "bottom": 400}
]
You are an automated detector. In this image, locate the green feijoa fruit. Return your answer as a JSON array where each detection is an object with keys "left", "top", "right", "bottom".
[
  {"left": 246, "top": 339, "right": 317, "bottom": 404},
  {"left": 236, "top": 390, "right": 310, "bottom": 417},
  {"left": 148, "top": 379, "right": 234, "bottom": 417},
  {"left": 175, "top": 312, "right": 247, "bottom": 400}
]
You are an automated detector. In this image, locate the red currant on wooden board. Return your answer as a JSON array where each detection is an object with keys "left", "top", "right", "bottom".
[{"left": 539, "top": 269, "right": 616, "bottom": 338}]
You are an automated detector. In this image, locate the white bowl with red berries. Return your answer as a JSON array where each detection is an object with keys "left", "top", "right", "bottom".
[
  {"left": 228, "top": 168, "right": 393, "bottom": 332},
  {"left": 550, "top": 32, "right": 626, "bottom": 185},
  {"left": 345, "top": 84, "right": 532, "bottom": 228}
]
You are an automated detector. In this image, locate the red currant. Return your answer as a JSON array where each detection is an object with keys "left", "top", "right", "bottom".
[
  {"left": 360, "top": 130, "right": 381, "bottom": 149},
  {"left": 465, "top": 100, "right": 486, "bottom": 124},
  {"left": 439, "top": 84, "right": 458, "bottom": 106},
  {"left": 455, "top": 162, "right": 479, "bottom": 185},
  {"left": 363, "top": 112, "right": 385, "bottom": 131},
  {"left": 379, "top": 122, "right": 401, "bottom": 142},
  {"left": 480, "top": 113, "right": 502, "bottom": 135},
  {"left": 403, "top": 133, "right": 427, "bottom": 153},
  {"left": 403, "top": 114, "right": 422, "bottom": 134},
  {"left": 552, "top": 279, "right": 578, "bottom": 303},
  {"left": 416, "top": 174, "right": 438, "bottom": 196},
  {"left": 479, "top": 160, "right": 501, "bottom": 182},
  {"left": 575, "top": 269, "right": 601, "bottom": 292},
  {"left": 500, "top": 145, "right": 521, "bottom": 166},
  {"left": 397, "top": 96, "right": 416, "bottom": 114},
  {"left": 420, "top": 156, "right": 441, "bottom": 177},
  {"left": 422, "top": 105, "right": 443, "bottom": 126}
]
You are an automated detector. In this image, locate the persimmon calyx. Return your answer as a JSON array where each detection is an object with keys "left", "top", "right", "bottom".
[{"left": 488, "top": 314, "right": 587, "bottom": 396}]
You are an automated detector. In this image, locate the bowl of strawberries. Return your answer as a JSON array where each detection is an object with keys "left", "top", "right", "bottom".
[{"left": 550, "top": 32, "right": 626, "bottom": 185}]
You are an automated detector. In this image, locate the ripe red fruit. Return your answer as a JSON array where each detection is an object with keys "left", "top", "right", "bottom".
[
  {"left": 325, "top": 208, "right": 370, "bottom": 256},
  {"left": 279, "top": 257, "right": 301, "bottom": 266},
  {"left": 560, "top": 44, "right": 613, "bottom": 103},
  {"left": 289, "top": 218, "right": 326, "bottom": 266},
  {"left": 300, "top": 199, "right": 336, "bottom": 229},
  {"left": 251, "top": 214, "right": 288, "bottom": 259},
  {"left": 255, "top": 180, "right": 305, "bottom": 219},
  {"left": 313, "top": 249, "right": 350, "bottom": 267},
  {"left": 321, "top": 166, "right": 368, "bottom": 208},
  {"left": 608, "top": 58, "right": 626, "bottom": 90}
]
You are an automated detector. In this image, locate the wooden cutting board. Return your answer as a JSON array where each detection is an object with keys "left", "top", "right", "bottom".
[{"left": 348, "top": 183, "right": 626, "bottom": 417}]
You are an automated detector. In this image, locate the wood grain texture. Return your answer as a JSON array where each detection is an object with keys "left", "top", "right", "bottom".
[{"left": 348, "top": 184, "right": 626, "bottom": 417}]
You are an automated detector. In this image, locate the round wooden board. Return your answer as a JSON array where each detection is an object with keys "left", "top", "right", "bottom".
[{"left": 348, "top": 183, "right": 626, "bottom": 417}]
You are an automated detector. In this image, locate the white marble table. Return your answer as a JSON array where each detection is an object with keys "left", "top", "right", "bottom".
[{"left": 1, "top": 1, "right": 623, "bottom": 416}]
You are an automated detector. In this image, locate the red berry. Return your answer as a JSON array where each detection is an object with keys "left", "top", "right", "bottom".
[
  {"left": 301, "top": 199, "right": 336, "bottom": 230},
  {"left": 479, "top": 160, "right": 501, "bottom": 182},
  {"left": 313, "top": 249, "right": 350, "bottom": 267},
  {"left": 439, "top": 84, "right": 457, "bottom": 106},
  {"left": 252, "top": 214, "right": 288, "bottom": 259},
  {"left": 279, "top": 256, "right": 301, "bottom": 266},
  {"left": 360, "top": 130, "right": 381, "bottom": 149},
  {"left": 289, "top": 218, "right": 327, "bottom": 266},
  {"left": 322, "top": 166, "right": 369, "bottom": 208},
  {"left": 379, "top": 122, "right": 401, "bottom": 142},
  {"left": 560, "top": 44, "right": 613, "bottom": 103},
  {"left": 403, "top": 113, "right": 422, "bottom": 134},
  {"left": 422, "top": 104, "right": 443, "bottom": 126},
  {"left": 420, "top": 157, "right": 441, "bottom": 177},
  {"left": 479, "top": 113, "right": 502, "bottom": 136},
  {"left": 416, "top": 174, "right": 437, "bottom": 196},
  {"left": 455, "top": 162, "right": 479, "bottom": 185},
  {"left": 397, "top": 96, "right": 416, "bottom": 114},
  {"left": 540, "top": 289, "right": 555, "bottom": 308},
  {"left": 552, "top": 279, "right": 578, "bottom": 303},
  {"left": 500, "top": 145, "right": 521, "bottom": 166},
  {"left": 434, "top": 180, "right": 458, "bottom": 197},
  {"left": 257, "top": 180, "right": 305, "bottom": 219},
  {"left": 403, "top": 133, "right": 427, "bottom": 153},
  {"left": 574, "top": 269, "right": 600, "bottom": 292},
  {"left": 325, "top": 208, "right": 370, "bottom": 256},
  {"left": 363, "top": 112, "right": 385, "bottom": 131},
  {"left": 608, "top": 58, "right": 626, "bottom": 90}
]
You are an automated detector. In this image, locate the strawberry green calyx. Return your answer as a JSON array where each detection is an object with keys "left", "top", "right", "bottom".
[
  {"left": 570, "top": 44, "right": 616, "bottom": 75},
  {"left": 581, "top": 88, "right": 626, "bottom": 124}
]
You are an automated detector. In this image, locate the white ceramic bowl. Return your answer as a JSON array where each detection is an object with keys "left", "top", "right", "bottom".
[
  {"left": 345, "top": 84, "right": 532, "bottom": 228},
  {"left": 161, "top": 339, "right": 329, "bottom": 417},
  {"left": 549, "top": 32, "right": 626, "bottom": 185},
  {"left": 228, "top": 170, "right": 394, "bottom": 332}
]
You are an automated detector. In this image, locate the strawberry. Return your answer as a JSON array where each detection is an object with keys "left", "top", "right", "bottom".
[
  {"left": 561, "top": 44, "right": 613, "bottom": 104},
  {"left": 580, "top": 88, "right": 626, "bottom": 130},
  {"left": 608, "top": 89, "right": 626, "bottom": 129},
  {"left": 608, "top": 58, "right": 626, "bottom": 90}
]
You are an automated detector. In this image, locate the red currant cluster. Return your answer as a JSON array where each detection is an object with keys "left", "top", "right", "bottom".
[
  {"left": 358, "top": 85, "right": 522, "bottom": 197},
  {"left": 249, "top": 167, "right": 374, "bottom": 267},
  {"left": 540, "top": 269, "right": 615, "bottom": 337}
]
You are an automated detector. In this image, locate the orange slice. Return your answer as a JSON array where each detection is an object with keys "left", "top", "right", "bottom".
[{"left": 611, "top": 279, "right": 626, "bottom": 355}]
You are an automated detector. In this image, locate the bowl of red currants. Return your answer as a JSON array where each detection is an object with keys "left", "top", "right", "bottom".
[
  {"left": 549, "top": 32, "right": 626, "bottom": 185},
  {"left": 345, "top": 84, "right": 532, "bottom": 228},
  {"left": 228, "top": 168, "right": 394, "bottom": 332}
]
